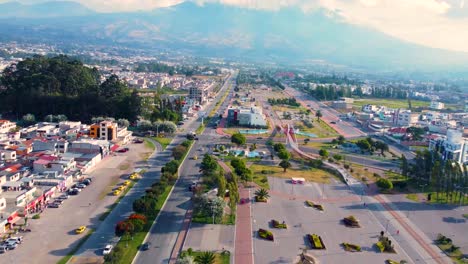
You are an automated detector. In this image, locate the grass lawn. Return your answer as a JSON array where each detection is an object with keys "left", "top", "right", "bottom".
[
  {"left": 192, "top": 213, "right": 235, "bottom": 225},
  {"left": 353, "top": 98, "right": 430, "bottom": 109},
  {"left": 113, "top": 186, "right": 172, "bottom": 264},
  {"left": 271, "top": 105, "right": 304, "bottom": 112},
  {"left": 346, "top": 163, "right": 382, "bottom": 183},
  {"left": 249, "top": 163, "right": 331, "bottom": 183},
  {"left": 151, "top": 136, "right": 172, "bottom": 150},
  {"left": 294, "top": 120, "right": 339, "bottom": 138},
  {"left": 144, "top": 138, "right": 155, "bottom": 151},
  {"left": 463, "top": 214, "right": 468, "bottom": 219},
  {"left": 209, "top": 84, "right": 231, "bottom": 117},
  {"left": 57, "top": 229, "right": 94, "bottom": 264},
  {"left": 436, "top": 243, "right": 465, "bottom": 264},
  {"left": 427, "top": 192, "right": 468, "bottom": 206},
  {"left": 180, "top": 251, "right": 230, "bottom": 264},
  {"left": 252, "top": 172, "right": 270, "bottom": 189},
  {"left": 405, "top": 193, "right": 419, "bottom": 202}
]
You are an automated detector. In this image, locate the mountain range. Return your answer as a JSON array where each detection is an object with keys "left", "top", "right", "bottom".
[{"left": 1, "top": 1, "right": 468, "bottom": 71}]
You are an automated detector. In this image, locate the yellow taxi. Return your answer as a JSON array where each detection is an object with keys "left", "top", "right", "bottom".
[
  {"left": 192, "top": 155, "right": 198, "bottom": 160},
  {"left": 75, "top": 226, "right": 86, "bottom": 234},
  {"left": 129, "top": 173, "right": 138, "bottom": 180},
  {"left": 123, "top": 180, "right": 130, "bottom": 186},
  {"left": 113, "top": 190, "right": 121, "bottom": 196},
  {"left": 117, "top": 186, "right": 125, "bottom": 191}
]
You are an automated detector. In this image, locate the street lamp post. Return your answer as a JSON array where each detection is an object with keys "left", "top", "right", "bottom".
[{"left": 385, "top": 219, "right": 390, "bottom": 233}]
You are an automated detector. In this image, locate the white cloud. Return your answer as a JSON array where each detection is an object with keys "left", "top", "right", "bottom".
[{"left": 3, "top": 0, "right": 468, "bottom": 52}]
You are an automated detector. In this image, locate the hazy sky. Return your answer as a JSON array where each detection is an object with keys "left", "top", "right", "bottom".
[{"left": 3, "top": 0, "right": 468, "bottom": 53}]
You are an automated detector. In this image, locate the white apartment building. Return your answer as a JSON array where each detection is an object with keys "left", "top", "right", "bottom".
[
  {"left": 393, "top": 109, "right": 419, "bottom": 126},
  {"left": 429, "top": 129, "right": 468, "bottom": 165},
  {"left": 189, "top": 86, "right": 208, "bottom": 105},
  {"left": 430, "top": 101, "right": 445, "bottom": 110}
]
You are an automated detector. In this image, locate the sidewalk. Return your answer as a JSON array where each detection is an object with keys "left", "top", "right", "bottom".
[
  {"left": 168, "top": 207, "right": 193, "bottom": 264},
  {"left": 234, "top": 186, "right": 253, "bottom": 264}
]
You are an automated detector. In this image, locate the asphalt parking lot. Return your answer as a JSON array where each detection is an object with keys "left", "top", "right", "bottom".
[
  {"left": 252, "top": 177, "right": 411, "bottom": 264},
  {"left": 1, "top": 142, "right": 150, "bottom": 264}
]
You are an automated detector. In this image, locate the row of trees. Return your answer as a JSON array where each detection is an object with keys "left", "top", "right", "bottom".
[
  {"left": 267, "top": 97, "right": 300, "bottom": 107},
  {"left": 230, "top": 157, "right": 253, "bottom": 182},
  {"left": 303, "top": 85, "right": 352, "bottom": 101},
  {"left": 355, "top": 137, "right": 389, "bottom": 155},
  {"left": 137, "top": 120, "right": 177, "bottom": 134},
  {"left": 106, "top": 140, "right": 192, "bottom": 263},
  {"left": 400, "top": 150, "right": 467, "bottom": 204},
  {"left": 0, "top": 55, "right": 141, "bottom": 122},
  {"left": 273, "top": 143, "right": 292, "bottom": 172}
]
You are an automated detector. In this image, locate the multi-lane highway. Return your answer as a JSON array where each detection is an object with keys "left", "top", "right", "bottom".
[{"left": 133, "top": 72, "right": 236, "bottom": 264}]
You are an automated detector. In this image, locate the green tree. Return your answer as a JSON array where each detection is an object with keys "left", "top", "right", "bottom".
[
  {"left": 337, "top": 135, "right": 346, "bottom": 144},
  {"left": 319, "top": 149, "right": 329, "bottom": 159},
  {"left": 315, "top": 110, "right": 323, "bottom": 122},
  {"left": 400, "top": 155, "right": 409, "bottom": 179},
  {"left": 376, "top": 178, "right": 393, "bottom": 190},
  {"left": 194, "top": 251, "right": 216, "bottom": 264},
  {"left": 254, "top": 188, "right": 270, "bottom": 200},
  {"left": 273, "top": 143, "right": 286, "bottom": 152},
  {"left": 277, "top": 150, "right": 291, "bottom": 160},
  {"left": 231, "top": 133, "right": 246, "bottom": 146},
  {"left": 22, "top": 114, "right": 35, "bottom": 125},
  {"left": 279, "top": 160, "right": 292, "bottom": 172}
]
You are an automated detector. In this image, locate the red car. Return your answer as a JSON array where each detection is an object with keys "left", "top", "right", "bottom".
[{"left": 117, "top": 148, "right": 129, "bottom": 153}]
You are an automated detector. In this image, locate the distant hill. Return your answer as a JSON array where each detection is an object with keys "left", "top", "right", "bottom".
[
  {"left": 0, "top": 1, "right": 467, "bottom": 71},
  {"left": 0, "top": 1, "right": 95, "bottom": 18}
]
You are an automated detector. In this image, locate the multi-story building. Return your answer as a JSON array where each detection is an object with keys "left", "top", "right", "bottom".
[
  {"left": 227, "top": 106, "right": 267, "bottom": 128},
  {"left": 429, "top": 129, "right": 468, "bottom": 165},
  {"left": 89, "top": 121, "right": 118, "bottom": 141},
  {"left": 430, "top": 101, "right": 445, "bottom": 110},
  {"left": 393, "top": 109, "right": 419, "bottom": 127},
  {"left": 189, "top": 86, "right": 208, "bottom": 105},
  {"left": 0, "top": 120, "right": 16, "bottom": 134}
]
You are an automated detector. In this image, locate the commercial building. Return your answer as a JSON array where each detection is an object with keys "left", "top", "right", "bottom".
[
  {"left": 227, "top": 106, "right": 267, "bottom": 128},
  {"left": 189, "top": 86, "right": 208, "bottom": 105},
  {"left": 429, "top": 129, "right": 468, "bottom": 165}
]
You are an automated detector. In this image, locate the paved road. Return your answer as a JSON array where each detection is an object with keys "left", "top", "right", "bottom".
[
  {"left": 133, "top": 72, "right": 237, "bottom": 264},
  {"left": 284, "top": 87, "right": 367, "bottom": 138},
  {"left": 3, "top": 143, "right": 149, "bottom": 264}
]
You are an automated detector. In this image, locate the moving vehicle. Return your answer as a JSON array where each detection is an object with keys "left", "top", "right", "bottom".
[
  {"left": 140, "top": 242, "right": 150, "bottom": 251},
  {"left": 75, "top": 226, "right": 86, "bottom": 234},
  {"left": 103, "top": 244, "right": 113, "bottom": 255}
]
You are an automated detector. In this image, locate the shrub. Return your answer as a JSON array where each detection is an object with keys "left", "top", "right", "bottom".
[
  {"left": 272, "top": 219, "right": 287, "bottom": 229},
  {"left": 342, "top": 242, "right": 361, "bottom": 252},
  {"left": 305, "top": 200, "right": 324, "bottom": 211},
  {"left": 435, "top": 234, "right": 452, "bottom": 245},
  {"left": 344, "top": 164, "right": 350, "bottom": 169},
  {"left": 343, "top": 215, "right": 360, "bottom": 228},
  {"left": 172, "top": 145, "right": 187, "bottom": 160},
  {"left": 258, "top": 229, "right": 274, "bottom": 241},
  {"left": 308, "top": 234, "right": 326, "bottom": 249},
  {"left": 32, "top": 214, "right": 40, "bottom": 219},
  {"left": 377, "top": 236, "right": 396, "bottom": 253},
  {"left": 377, "top": 178, "right": 393, "bottom": 190},
  {"left": 385, "top": 260, "right": 399, "bottom": 264},
  {"left": 376, "top": 241, "right": 385, "bottom": 252}
]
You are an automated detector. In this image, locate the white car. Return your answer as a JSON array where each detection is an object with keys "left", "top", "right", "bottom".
[{"left": 103, "top": 244, "right": 113, "bottom": 255}]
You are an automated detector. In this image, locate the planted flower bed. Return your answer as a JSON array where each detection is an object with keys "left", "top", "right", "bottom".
[
  {"left": 342, "top": 242, "right": 361, "bottom": 252},
  {"left": 305, "top": 200, "right": 324, "bottom": 211},
  {"left": 258, "top": 228, "right": 274, "bottom": 241},
  {"left": 376, "top": 236, "right": 396, "bottom": 253},
  {"left": 307, "top": 234, "right": 326, "bottom": 250},
  {"left": 255, "top": 196, "right": 268, "bottom": 203},
  {"left": 271, "top": 219, "right": 287, "bottom": 229},
  {"left": 343, "top": 215, "right": 360, "bottom": 228}
]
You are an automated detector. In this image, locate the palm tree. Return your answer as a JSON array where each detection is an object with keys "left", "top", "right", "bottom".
[
  {"left": 315, "top": 110, "right": 323, "bottom": 122},
  {"left": 255, "top": 188, "right": 270, "bottom": 200},
  {"left": 279, "top": 160, "right": 292, "bottom": 172},
  {"left": 194, "top": 251, "right": 216, "bottom": 264}
]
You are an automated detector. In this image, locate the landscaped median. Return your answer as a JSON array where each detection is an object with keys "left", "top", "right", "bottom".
[{"left": 103, "top": 140, "right": 194, "bottom": 264}]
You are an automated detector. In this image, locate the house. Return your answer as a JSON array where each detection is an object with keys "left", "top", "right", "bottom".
[
  {"left": 362, "top": 104, "right": 378, "bottom": 113},
  {"left": 0, "top": 150, "right": 16, "bottom": 161},
  {"left": 430, "top": 101, "right": 445, "bottom": 110},
  {"left": 0, "top": 120, "right": 16, "bottom": 134},
  {"left": 393, "top": 109, "right": 419, "bottom": 126},
  {"left": 89, "top": 120, "right": 118, "bottom": 141}
]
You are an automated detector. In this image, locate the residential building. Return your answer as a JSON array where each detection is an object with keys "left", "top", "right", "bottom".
[
  {"left": 0, "top": 120, "right": 16, "bottom": 134},
  {"left": 430, "top": 101, "right": 445, "bottom": 110},
  {"left": 393, "top": 109, "right": 419, "bottom": 126},
  {"left": 90, "top": 121, "right": 118, "bottom": 141},
  {"left": 189, "top": 86, "right": 208, "bottom": 105}
]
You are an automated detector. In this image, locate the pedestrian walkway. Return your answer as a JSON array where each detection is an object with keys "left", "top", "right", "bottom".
[
  {"left": 234, "top": 186, "right": 254, "bottom": 264},
  {"left": 168, "top": 207, "right": 193, "bottom": 264}
]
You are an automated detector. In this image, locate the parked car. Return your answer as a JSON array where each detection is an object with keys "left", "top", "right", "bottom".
[
  {"left": 48, "top": 203, "right": 60, "bottom": 208},
  {"left": 118, "top": 148, "right": 128, "bottom": 153},
  {"left": 122, "top": 180, "right": 130, "bottom": 186},
  {"left": 68, "top": 189, "right": 79, "bottom": 195},
  {"left": 5, "top": 242, "right": 17, "bottom": 250},
  {"left": 113, "top": 190, "right": 121, "bottom": 196},
  {"left": 53, "top": 200, "right": 64, "bottom": 205},
  {"left": 59, "top": 194, "right": 69, "bottom": 200},
  {"left": 75, "top": 226, "right": 86, "bottom": 234},
  {"left": 76, "top": 184, "right": 87, "bottom": 189},
  {"left": 140, "top": 242, "right": 150, "bottom": 251},
  {"left": 0, "top": 245, "right": 7, "bottom": 253},
  {"left": 103, "top": 244, "right": 113, "bottom": 255},
  {"left": 6, "top": 237, "right": 22, "bottom": 244},
  {"left": 133, "top": 139, "right": 144, "bottom": 144},
  {"left": 82, "top": 179, "right": 91, "bottom": 186}
]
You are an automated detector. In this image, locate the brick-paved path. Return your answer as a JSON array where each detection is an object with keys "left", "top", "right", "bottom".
[
  {"left": 234, "top": 186, "right": 254, "bottom": 264},
  {"left": 168, "top": 207, "right": 193, "bottom": 264}
]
